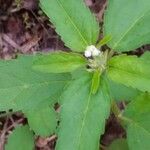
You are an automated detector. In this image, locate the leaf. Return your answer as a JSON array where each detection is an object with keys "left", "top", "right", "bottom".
[
  {"left": 104, "top": 0, "right": 150, "bottom": 52},
  {"left": 56, "top": 71, "right": 111, "bottom": 150},
  {"left": 108, "top": 79, "right": 140, "bottom": 101},
  {"left": 123, "top": 93, "right": 150, "bottom": 150},
  {"left": 24, "top": 102, "right": 57, "bottom": 137},
  {"left": 40, "top": 0, "right": 99, "bottom": 52},
  {"left": 33, "top": 51, "right": 87, "bottom": 73},
  {"left": 91, "top": 69, "right": 101, "bottom": 94},
  {"left": 0, "top": 55, "right": 71, "bottom": 111},
  {"left": 107, "top": 54, "right": 150, "bottom": 92},
  {"left": 108, "top": 139, "right": 129, "bottom": 150},
  {"left": 141, "top": 51, "right": 150, "bottom": 61},
  {"left": 5, "top": 125, "right": 34, "bottom": 150},
  {"left": 96, "top": 35, "right": 112, "bottom": 48}
]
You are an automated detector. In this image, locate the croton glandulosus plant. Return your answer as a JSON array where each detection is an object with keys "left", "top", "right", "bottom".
[{"left": 1, "top": 0, "right": 150, "bottom": 150}]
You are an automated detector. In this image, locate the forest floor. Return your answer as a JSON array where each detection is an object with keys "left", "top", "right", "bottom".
[{"left": 0, "top": 0, "right": 149, "bottom": 150}]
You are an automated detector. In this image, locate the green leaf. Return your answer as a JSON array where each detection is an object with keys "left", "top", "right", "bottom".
[
  {"left": 108, "top": 139, "right": 129, "bottom": 150},
  {"left": 108, "top": 79, "right": 140, "bottom": 101},
  {"left": 0, "top": 55, "right": 70, "bottom": 111},
  {"left": 33, "top": 51, "right": 87, "bottom": 73},
  {"left": 104, "top": 0, "right": 150, "bottom": 52},
  {"left": 123, "top": 93, "right": 150, "bottom": 150},
  {"left": 141, "top": 51, "right": 150, "bottom": 61},
  {"left": 24, "top": 102, "right": 57, "bottom": 137},
  {"left": 5, "top": 125, "right": 34, "bottom": 150},
  {"left": 96, "top": 35, "right": 112, "bottom": 48},
  {"left": 56, "top": 71, "right": 111, "bottom": 150},
  {"left": 91, "top": 69, "right": 101, "bottom": 94},
  {"left": 40, "top": 0, "right": 99, "bottom": 52},
  {"left": 107, "top": 54, "right": 150, "bottom": 92}
]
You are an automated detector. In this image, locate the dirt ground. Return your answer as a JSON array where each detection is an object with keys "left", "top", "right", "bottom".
[{"left": 0, "top": 0, "right": 149, "bottom": 149}]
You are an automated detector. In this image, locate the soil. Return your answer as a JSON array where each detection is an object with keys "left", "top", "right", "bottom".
[{"left": 0, "top": 0, "right": 149, "bottom": 150}]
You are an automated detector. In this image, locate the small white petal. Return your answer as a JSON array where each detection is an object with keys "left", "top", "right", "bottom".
[
  {"left": 84, "top": 50, "right": 92, "bottom": 57},
  {"left": 92, "top": 49, "right": 100, "bottom": 56},
  {"left": 85, "top": 45, "right": 102, "bottom": 57},
  {"left": 86, "top": 45, "right": 96, "bottom": 52}
]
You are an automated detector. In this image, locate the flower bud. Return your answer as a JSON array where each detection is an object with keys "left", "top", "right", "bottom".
[
  {"left": 85, "top": 45, "right": 101, "bottom": 57},
  {"left": 84, "top": 50, "right": 92, "bottom": 57},
  {"left": 92, "top": 49, "right": 100, "bottom": 56}
]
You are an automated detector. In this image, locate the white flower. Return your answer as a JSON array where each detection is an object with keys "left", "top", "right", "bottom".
[
  {"left": 84, "top": 50, "right": 92, "bottom": 57},
  {"left": 92, "top": 48, "right": 100, "bottom": 56},
  {"left": 84, "top": 45, "right": 101, "bottom": 57}
]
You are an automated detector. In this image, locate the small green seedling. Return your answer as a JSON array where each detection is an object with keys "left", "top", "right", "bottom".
[{"left": 0, "top": 0, "right": 150, "bottom": 150}]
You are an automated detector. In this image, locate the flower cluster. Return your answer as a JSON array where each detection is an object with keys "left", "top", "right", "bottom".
[{"left": 84, "top": 45, "right": 101, "bottom": 58}]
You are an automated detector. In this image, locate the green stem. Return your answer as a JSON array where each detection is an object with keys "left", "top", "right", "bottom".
[
  {"left": 111, "top": 100, "right": 121, "bottom": 118},
  {"left": 118, "top": 115, "right": 132, "bottom": 124},
  {"left": 111, "top": 100, "right": 127, "bottom": 128},
  {"left": 108, "top": 50, "right": 115, "bottom": 60}
]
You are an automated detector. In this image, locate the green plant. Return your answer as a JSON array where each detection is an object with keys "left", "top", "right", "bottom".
[{"left": 0, "top": 0, "right": 150, "bottom": 149}]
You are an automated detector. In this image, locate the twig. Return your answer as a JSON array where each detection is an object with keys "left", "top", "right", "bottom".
[
  {"left": 47, "top": 135, "right": 57, "bottom": 142},
  {"left": 20, "top": 36, "right": 41, "bottom": 53},
  {"left": 31, "top": 10, "right": 51, "bottom": 38},
  {"left": 0, "top": 117, "right": 9, "bottom": 150},
  {"left": 2, "top": 34, "right": 21, "bottom": 50},
  {"left": 96, "top": 1, "right": 107, "bottom": 22},
  {"left": 7, "top": 118, "right": 24, "bottom": 131}
]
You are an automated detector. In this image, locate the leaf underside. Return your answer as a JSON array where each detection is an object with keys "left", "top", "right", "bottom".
[
  {"left": 104, "top": 0, "right": 150, "bottom": 51},
  {"left": 56, "top": 71, "right": 111, "bottom": 150},
  {"left": 40, "top": 0, "right": 99, "bottom": 51},
  {"left": 0, "top": 55, "right": 70, "bottom": 111},
  {"left": 123, "top": 93, "right": 150, "bottom": 150}
]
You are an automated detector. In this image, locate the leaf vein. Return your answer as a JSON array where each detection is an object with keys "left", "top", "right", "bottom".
[{"left": 55, "top": 0, "right": 88, "bottom": 46}]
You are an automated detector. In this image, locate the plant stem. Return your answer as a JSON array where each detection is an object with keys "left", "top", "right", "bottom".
[
  {"left": 111, "top": 100, "right": 121, "bottom": 118},
  {"left": 111, "top": 100, "right": 127, "bottom": 128},
  {"left": 111, "top": 100, "right": 132, "bottom": 129},
  {"left": 108, "top": 50, "right": 115, "bottom": 60}
]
